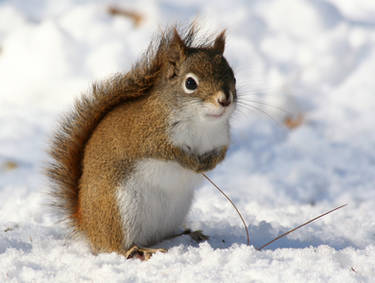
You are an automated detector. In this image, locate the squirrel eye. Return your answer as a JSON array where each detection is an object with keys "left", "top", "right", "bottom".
[
  {"left": 185, "top": 77, "right": 197, "bottom": 90},
  {"left": 183, "top": 73, "right": 199, "bottom": 94}
]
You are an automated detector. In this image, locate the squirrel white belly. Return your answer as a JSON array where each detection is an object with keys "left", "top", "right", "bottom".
[
  {"left": 47, "top": 25, "right": 237, "bottom": 259},
  {"left": 117, "top": 159, "right": 199, "bottom": 247}
]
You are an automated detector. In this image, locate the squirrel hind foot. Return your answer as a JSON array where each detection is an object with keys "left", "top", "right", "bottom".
[
  {"left": 187, "top": 230, "right": 209, "bottom": 243},
  {"left": 125, "top": 245, "right": 167, "bottom": 261},
  {"left": 167, "top": 229, "right": 209, "bottom": 243}
]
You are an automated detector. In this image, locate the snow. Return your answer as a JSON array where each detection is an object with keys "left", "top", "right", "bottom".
[{"left": 1, "top": 0, "right": 375, "bottom": 282}]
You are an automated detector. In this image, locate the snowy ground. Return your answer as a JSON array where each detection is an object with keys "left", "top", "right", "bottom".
[{"left": 1, "top": 0, "right": 375, "bottom": 282}]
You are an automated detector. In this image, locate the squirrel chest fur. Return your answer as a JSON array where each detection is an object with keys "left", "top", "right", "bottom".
[{"left": 48, "top": 26, "right": 237, "bottom": 258}]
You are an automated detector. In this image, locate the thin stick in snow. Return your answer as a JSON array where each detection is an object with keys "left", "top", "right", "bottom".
[
  {"left": 202, "top": 173, "right": 347, "bottom": 251},
  {"left": 202, "top": 173, "right": 250, "bottom": 246},
  {"left": 256, "top": 203, "right": 348, "bottom": 250}
]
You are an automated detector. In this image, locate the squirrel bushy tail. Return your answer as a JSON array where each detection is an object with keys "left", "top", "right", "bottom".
[
  {"left": 47, "top": 74, "right": 154, "bottom": 229},
  {"left": 47, "top": 26, "right": 214, "bottom": 229}
]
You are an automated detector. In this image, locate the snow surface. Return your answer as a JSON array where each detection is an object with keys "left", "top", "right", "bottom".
[{"left": 1, "top": 0, "right": 375, "bottom": 282}]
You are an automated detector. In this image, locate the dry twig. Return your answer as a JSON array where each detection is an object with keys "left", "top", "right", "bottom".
[
  {"left": 2, "top": 161, "right": 18, "bottom": 171},
  {"left": 107, "top": 6, "right": 144, "bottom": 27},
  {"left": 202, "top": 173, "right": 250, "bottom": 246},
  {"left": 284, "top": 113, "right": 304, "bottom": 129},
  {"left": 203, "top": 173, "right": 347, "bottom": 251},
  {"left": 256, "top": 204, "right": 348, "bottom": 250}
]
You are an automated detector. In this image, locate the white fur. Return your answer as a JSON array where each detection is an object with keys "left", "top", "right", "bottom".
[
  {"left": 169, "top": 98, "right": 235, "bottom": 155},
  {"left": 116, "top": 159, "right": 202, "bottom": 248}
]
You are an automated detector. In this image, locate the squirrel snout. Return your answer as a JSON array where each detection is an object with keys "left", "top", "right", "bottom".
[
  {"left": 218, "top": 97, "right": 231, "bottom": 107},
  {"left": 217, "top": 91, "right": 232, "bottom": 107}
]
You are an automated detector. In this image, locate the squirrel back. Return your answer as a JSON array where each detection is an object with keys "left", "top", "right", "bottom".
[{"left": 47, "top": 25, "right": 237, "bottom": 255}]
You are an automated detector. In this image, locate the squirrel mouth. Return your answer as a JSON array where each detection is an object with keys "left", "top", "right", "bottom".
[{"left": 205, "top": 110, "right": 225, "bottom": 119}]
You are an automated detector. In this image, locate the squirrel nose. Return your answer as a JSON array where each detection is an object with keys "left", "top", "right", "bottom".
[{"left": 218, "top": 97, "right": 231, "bottom": 107}]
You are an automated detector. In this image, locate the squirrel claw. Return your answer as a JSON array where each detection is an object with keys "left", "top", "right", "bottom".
[{"left": 125, "top": 245, "right": 167, "bottom": 261}]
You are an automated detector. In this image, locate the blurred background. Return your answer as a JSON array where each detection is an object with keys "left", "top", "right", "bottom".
[{"left": 0, "top": 0, "right": 375, "bottom": 249}]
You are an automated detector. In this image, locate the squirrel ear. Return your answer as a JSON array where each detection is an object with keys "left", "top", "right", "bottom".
[
  {"left": 213, "top": 30, "right": 226, "bottom": 54},
  {"left": 166, "top": 29, "right": 186, "bottom": 79},
  {"left": 169, "top": 30, "right": 186, "bottom": 61}
]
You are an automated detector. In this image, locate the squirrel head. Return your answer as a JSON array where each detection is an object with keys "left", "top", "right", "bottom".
[{"left": 155, "top": 28, "right": 236, "bottom": 124}]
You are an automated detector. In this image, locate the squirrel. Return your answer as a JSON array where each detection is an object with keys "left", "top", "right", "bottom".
[{"left": 47, "top": 26, "right": 237, "bottom": 260}]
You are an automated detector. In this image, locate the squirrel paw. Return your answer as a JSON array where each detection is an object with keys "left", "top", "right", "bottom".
[
  {"left": 125, "top": 245, "right": 167, "bottom": 261},
  {"left": 196, "top": 148, "right": 226, "bottom": 172},
  {"left": 183, "top": 229, "right": 209, "bottom": 243},
  {"left": 166, "top": 229, "right": 209, "bottom": 243}
]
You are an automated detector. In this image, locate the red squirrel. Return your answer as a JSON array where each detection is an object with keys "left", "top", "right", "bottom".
[{"left": 47, "top": 26, "right": 237, "bottom": 260}]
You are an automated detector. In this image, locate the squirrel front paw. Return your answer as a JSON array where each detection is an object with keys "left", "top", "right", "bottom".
[
  {"left": 169, "top": 144, "right": 227, "bottom": 173},
  {"left": 195, "top": 147, "right": 227, "bottom": 172}
]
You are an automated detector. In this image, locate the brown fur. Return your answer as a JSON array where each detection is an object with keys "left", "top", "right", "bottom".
[{"left": 47, "top": 25, "right": 236, "bottom": 254}]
